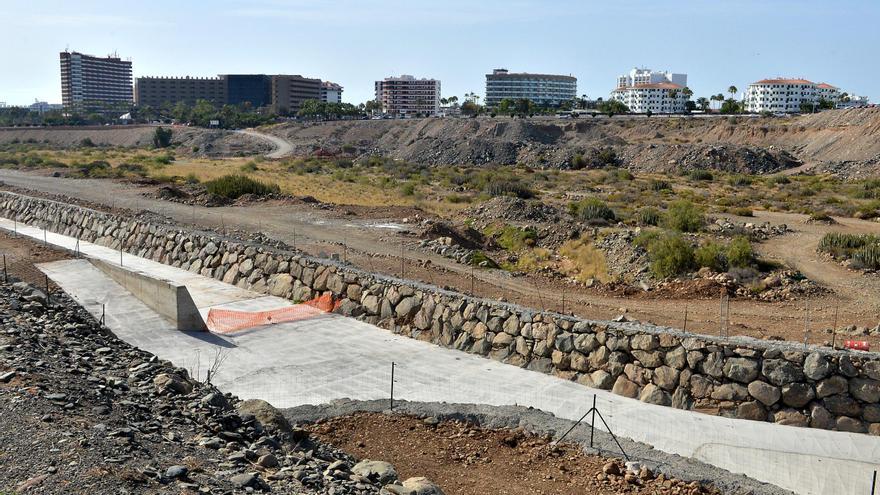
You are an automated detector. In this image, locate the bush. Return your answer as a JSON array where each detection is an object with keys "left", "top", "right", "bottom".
[
  {"left": 769, "top": 175, "right": 791, "bottom": 185},
  {"left": 597, "top": 148, "right": 618, "bottom": 166},
  {"left": 649, "top": 179, "right": 671, "bottom": 191},
  {"left": 727, "top": 236, "right": 754, "bottom": 268},
  {"left": 647, "top": 234, "right": 695, "bottom": 278},
  {"left": 730, "top": 207, "right": 754, "bottom": 217},
  {"left": 571, "top": 154, "right": 589, "bottom": 170},
  {"left": 487, "top": 225, "right": 537, "bottom": 251},
  {"left": 485, "top": 180, "right": 535, "bottom": 199},
  {"left": 695, "top": 241, "right": 727, "bottom": 272},
  {"left": 204, "top": 174, "right": 280, "bottom": 199},
  {"left": 853, "top": 243, "right": 880, "bottom": 270},
  {"left": 661, "top": 200, "right": 704, "bottom": 232},
  {"left": 569, "top": 197, "right": 616, "bottom": 224},
  {"left": 558, "top": 236, "right": 610, "bottom": 283},
  {"left": 688, "top": 169, "right": 714, "bottom": 181},
  {"left": 240, "top": 161, "right": 259, "bottom": 172},
  {"left": 74, "top": 160, "right": 111, "bottom": 177},
  {"left": 79, "top": 137, "right": 96, "bottom": 148},
  {"left": 728, "top": 175, "right": 753, "bottom": 187},
  {"left": 185, "top": 173, "right": 200, "bottom": 184},
  {"left": 152, "top": 127, "right": 173, "bottom": 148},
  {"left": 637, "top": 207, "right": 661, "bottom": 226}
]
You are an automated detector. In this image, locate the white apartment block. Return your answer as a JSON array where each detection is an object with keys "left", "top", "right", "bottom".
[
  {"left": 838, "top": 94, "right": 870, "bottom": 109},
  {"left": 617, "top": 68, "right": 687, "bottom": 90},
  {"left": 744, "top": 78, "right": 843, "bottom": 113},
  {"left": 375, "top": 75, "right": 440, "bottom": 117},
  {"left": 611, "top": 68, "right": 688, "bottom": 113},
  {"left": 320, "top": 81, "right": 343, "bottom": 104}
]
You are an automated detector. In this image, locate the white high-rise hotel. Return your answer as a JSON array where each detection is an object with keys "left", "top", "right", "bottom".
[{"left": 610, "top": 68, "right": 688, "bottom": 113}]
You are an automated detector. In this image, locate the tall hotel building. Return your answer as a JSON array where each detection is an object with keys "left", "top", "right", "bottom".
[
  {"left": 484, "top": 69, "right": 577, "bottom": 106},
  {"left": 60, "top": 51, "right": 133, "bottom": 111},
  {"left": 375, "top": 75, "right": 440, "bottom": 117}
]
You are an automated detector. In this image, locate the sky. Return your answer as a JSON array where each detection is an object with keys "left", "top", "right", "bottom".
[{"left": 1, "top": 0, "right": 878, "bottom": 106}]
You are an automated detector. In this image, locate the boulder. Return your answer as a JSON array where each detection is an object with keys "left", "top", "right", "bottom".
[
  {"left": 762, "top": 359, "right": 804, "bottom": 386},
  {"left": 781, "top": 383, "right": 815, "bottom": 408},
  {"left": 639, "top": 384, "right": 671, "bottom": 406},
  {"left": 850, "top": 378, "right": 880, "bottom": 403},
  {"left": 773, "top": 409, "right": 809, "bottom": 427},
  {"left": 803, "top": 352, "right": 831, "bottom": 381},
  {"left": 652, "top": 366, "right": 679, "bottom": 391},
  {"left": 590, "top": 370, "right": 614, "bottom": 390},
  {"left": 353, "top": 460, "right": 398, "bottom": 485},
  {"left": 630, "top": 334, "right": 658, "bottom": 351},
  {"left": 736, "top": 401, "right": 767, "bottom": 421},
  {"left": 809, "top": 404, "right": 835, "bottom": 430},
  {"left": 237, "top": 399, "right": 293, "bottom": 438},
  {"left": 711, "top": 383, "right": 748, "bottom": 401},
  {"left": 153, "top": 373, "right": 192, "bottom": 395},
  {"left": 612, "top": 376, "right": 640, "bottom": 399},
  {"left": 724, "top": 358, "right": 760, "bottom": 383},
  {"left": 816, "top": 376, "right": 848, "bottom": 398},
  {"left": 747, "top": 381, "right": 781, "bottom": 406},
  {"left": 402, "top": 477, "right": 446, "bottom": 495},
  {"left": 836, "top": 416, "right": 867, "bottom": 433}
]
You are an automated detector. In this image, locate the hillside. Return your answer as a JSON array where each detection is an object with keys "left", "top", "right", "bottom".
[{"left": 266, "top": 108, "right": 880, "bottom": 175}]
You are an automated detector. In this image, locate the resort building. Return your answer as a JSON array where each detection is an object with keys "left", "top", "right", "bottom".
[
  {"left": 484, "top": 69, "right": 577, "bottom": 107},
  {"left": 375, "top": 75, "right": 440, "bottom": 117},
  {"left": 610, "top": 68, "right": 689, "bottom": 113}
]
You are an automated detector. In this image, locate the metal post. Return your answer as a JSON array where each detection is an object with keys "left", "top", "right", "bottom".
[
  {"left": 390, "top": 362, "right": 395, "bottom": 412},
  {"left": 2, "top": 254, "right": 7, "bottom": 284},
  {"left": 589, "top": 394, "right": 597, "bottom": 448},
  {"left": 683, "top": 302, "right": 688, "bottom": 332},
  {"left": 101, "top": 304, "right": 105, "bottom": 326},
  {"left": 120, "top": 249, "right": 123, "bottom": 267},
  {"left": 871, "top": 470, "right": 877, "bottom": 495},
  {"left": 292, "top": 228, "right": 296, "bottom": 250},
  {"left": 831, "top": 300, "right": 839, "bottom": 349}
]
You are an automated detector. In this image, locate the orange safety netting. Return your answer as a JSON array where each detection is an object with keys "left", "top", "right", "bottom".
[{"left": 206, "top": 293, "right": 340, "bottom": 334}]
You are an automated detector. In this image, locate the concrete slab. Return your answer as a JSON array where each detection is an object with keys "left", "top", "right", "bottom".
[{"left": 6, "top": 217, "right": 879, "bottom": 495}]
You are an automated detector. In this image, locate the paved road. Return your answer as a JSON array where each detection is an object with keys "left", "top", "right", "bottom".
[
  {"left": 23, "top": 222, "right": 880, "bottom": 495},
  {"left": 235, "top": 129, "right": 294, "bottom": 158}
]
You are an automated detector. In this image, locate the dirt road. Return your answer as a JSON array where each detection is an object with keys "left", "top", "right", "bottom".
[
  {"left": 1, "top": 169, "right": 878, "bottom": 348},
  {"left": 235, "top": 129, "right": 294, "bottom": 158}
]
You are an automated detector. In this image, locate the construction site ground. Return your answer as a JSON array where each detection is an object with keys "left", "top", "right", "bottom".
[{"left": 2, "top": 169, "right": 879, "bottom": 351}]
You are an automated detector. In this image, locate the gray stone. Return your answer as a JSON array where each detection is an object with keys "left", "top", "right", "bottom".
[
  {"left": 590, "top": 370, "right": 614, "bottom": 390},
  {"left": 803, "top": 352, "right": 831, "bottom": 381},
  {"left": 824, "top": 395, "right": 862, "bottom": 417},
  {"left": 724, "top": 358, "right": 759, "bottom": 383},
  {"left": 664, "top": 347, "right": 687, "bottom": 370},
  {"left": 762, "top": 359, "right": 804, "bottom": 386},
  {"left": 573, "top": 334, "right": 598, "bottom": 353},
  {"left": 401, "top": 477, "right": 446, "bottom": 495},
  {"left": 652, "top": 366, "right": 680, "bottom": 391},
  {"left": 700, "top": 352, "right": 724, "bottom": 378},
  {"left": 864, "top": 360, "right": 880, "bottom": 381},
  {"left": 816, "top": 375, "right": 848, "bottom": 398},
  {"left": 639, "top": 384, "right": 671, "bottom": 406},
  {"left": 809, "top": 404, "right": 835, "bottom": 430},
  {"left": 781, "top": 383, "right": 816, "bottom": 408},
  {"left": 352, "top": 460, "right": 398, "bottom": 484},
  {"left": 864, "top": 404, "right": 880, "bottom": 423},
  {"left": 689, "top": 375, "right": 714, "bottom": 399},
  {"left": 839, "top": 356, "right": 858, "bottom": 377},
  {"left": 395, "top": 296, "right": 420, "bottom": 319},
  {"left": 671, "top": 387, "right": 693, "bottom": 410},
  {"left": 230, "top": 473, "right": 257, "bottom": 488},
  {"left": 631, "top": 350, "right": 663, "bottom": 368},
  {"left": 850, "top": 378, "right": 880, "bottom": 403},
  {"left": 747, "top": 381, "right": 781, "bottom": 406},
  {"left": 711, "top": 383, "right": 749, "bottom": 401},
  {"left": 165, "top": 465, "right": 188, "bottom": 480},
  {"left": 555, "top": 333, "right": 574, "bottom": 353},
  {"left": 630, "top": 334, "right": 658, "bottom": 351}
]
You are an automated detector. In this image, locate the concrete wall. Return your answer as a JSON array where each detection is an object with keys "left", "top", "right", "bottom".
[
  {"left": 89, "top": 258, "right": 207, "bottom": 331},
  {"left": 2, "top": 191, "right": 879, "bottom": 434}
]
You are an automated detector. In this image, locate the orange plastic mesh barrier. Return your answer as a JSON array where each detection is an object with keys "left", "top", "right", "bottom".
[{"left": 206, "top": 293, "right": 340, "bottom": 334}]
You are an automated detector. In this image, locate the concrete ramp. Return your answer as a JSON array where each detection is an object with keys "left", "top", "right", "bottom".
[{"left": 89, "top": 258, "right": 207, "bottom": 331}]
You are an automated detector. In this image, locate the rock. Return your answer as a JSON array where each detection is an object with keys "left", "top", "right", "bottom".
[
  {"left": 773, "top": 409, "right": 809, "bottom": 427},
  {"left": 671, "top": 387, "right": 693, "bottom": 410},
  {"left": 165, "top": 465, "right": 188, "bottom": 480},
  {"left": 762, "top": 359, "right": 804, "bottom": 386},
  {"left": 824, "top": 395, "right": 862, "bottom": 417},
  {"left": 863, "top": 404, "right": 880, "bottom": 423},
  {"left": 612, "top": 376, "right": 640, "bottom": 399},
  {"left": 639, "top": 383, "right": 671, "bottom": 406},
  {"left": 602, "top": 461, "right": 621, "bottom": 475},
  {"left": 401, "top": 477, "right": 446, "bottom": 495},
  {"left": 201, "top": 392, "right": 228, "bottom": 409},
  {"left": 395, "top": 296, "right": 420, "bottom": 320},
  {"left": 590, "top": 370, "right": 614, "bottom": 390},
  {"left": 689, "top": 375, "right": 714, "bottom": 399},
  {"left": 737, "top": 401, "right": 767, "bottom": 421},
  {"left": 781, "top": 383, "right": 816, "bottom": 408},
  {"left": 803, "top": 352, "right": 831, "bottom": 381},
  {"left": 0, "top": 371, "right": 15, "bottom": 383},
  {"left": 237, "top": 399, "right": 293, "bottom": 438},
  {"left": 810, "top": 404, "right": 835, "bottom": 430},
  {"left": 864, "top": 360, "right": 880, "bottom": 380},
  {"left": 747, "top": 381, "right": 781, "bottom": 406},
  {"left": 836, "top": 416, "right": 867, "bottom": 433},
  {"left": 850, "top": 378, "right": 880, "bottom": 403},
  {"left": 724, "top": 358, "right": 759, "bottom": 383},
  {"left": 630, "top": 334, "right": 658, "bottom": 351},
  {"left": 664, "top": 347, "right": 687, "bottom": 370},
  {"left": 257, "top": 453, "right": 279, "bottom": 468},
  {"left": 652, "top": 366, "right": 679, "bottom": 391},
  {"left": 711, "top": 383, "right": 748, "bottom": 401},
  {"left": 816, "top": 376, "right": 848, "bottom": 398},
  {"left": 230, "top": 472, "right": 258, "bottom": 489},
  {"left": 153, "top": 373, "right": 192, "bottom": 395},
  {"left": 352, "top": 460, "right": 398, "bottom": 484}
]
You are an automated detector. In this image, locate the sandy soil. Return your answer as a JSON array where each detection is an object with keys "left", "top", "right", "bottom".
[{"left": 1, "top": 169, "right": 878, "bottom": 350}]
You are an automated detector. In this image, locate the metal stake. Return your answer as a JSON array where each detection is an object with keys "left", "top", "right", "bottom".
[
  {"left": 683, "top": 302, "right": 689, "bottom": 332},
  {"left": 389, "top": 362, "right": 396, "bottom": 412},
  {"left": 2, "top": 254, "right": 7, "bottom": 283},
  {"left": 831, "top": 300, "right": 839, "bottom": 349},
  {"left": 589, "top": 394, "right": 597, "bottom": 448},
  {"left": 871, "top": 470, "right": 877, "bottom": 495}
]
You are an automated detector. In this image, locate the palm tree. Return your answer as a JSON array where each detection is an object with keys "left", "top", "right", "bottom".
[
  {"left": 728, "top": 86, "right": 738, "bottom": 100},
  {"left": 696, "top": 97, "right": 709, "bottom": 111}
]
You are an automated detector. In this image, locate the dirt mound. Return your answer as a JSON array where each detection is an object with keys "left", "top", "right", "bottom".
[
  {"left": 464, "top": 197, "right": 564, "bottom": 224},
  {"left": 266, "top": 108, "right": 880, "bottom": 175}
]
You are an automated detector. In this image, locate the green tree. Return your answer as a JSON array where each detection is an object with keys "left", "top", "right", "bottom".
[
  {"left": 728, "top": 86, "right": 738, "bottom": 100},
  {"left": 597, "top": 99, "right": 629, "bottom": 116},
  {"left": 152, "top": 127, "right": 173, "bottom": 148},
  {"left": 696, "top": 97, "right": 710, "bottom": 111},
  {"left": 720, "top": 98, "right": 741, "bottom": 114}
]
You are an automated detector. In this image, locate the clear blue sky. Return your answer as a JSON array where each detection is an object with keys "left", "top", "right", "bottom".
[{"left": 1, "top": 0, "right": 877, "bottom": 106}]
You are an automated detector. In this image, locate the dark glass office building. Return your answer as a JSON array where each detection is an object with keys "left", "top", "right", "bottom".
[{"left": 225, "top": 75, "right": 272, "bottom": 107}]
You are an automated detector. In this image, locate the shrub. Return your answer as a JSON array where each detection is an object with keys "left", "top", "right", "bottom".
[
  {"left": 152, "top": 127, "right": 173, "bottom": 148},
  {"left": 649, "top": 179, "right": 671, "bottom": 191},
  {"left": 485, "top": 180, "right": 535, "bottom": 199},
  {"left": 770, "top": 175, "right": 791, "bottom": 185},
  {"left": 558, "top": 237, "right": 610, "bottom": 283},
  {"left": 647, "top": 234, "right": 695, "bottom": 278},
  {"left": 688, "top": 169, "right": 714, "bottom": 181},
  {"left": 597, "top": 148, "right": 618, "bottom": 166},
  {"left": 79, "top": 137, "right": 96, "bottom": 148},
  {"left": 728, "top": 175, "right": 753, "bottom": 187},
  {"left": 240, "top": 161, "right": 259, "bottom": 172},
  {"left": 487, "top": 225, "right": 538, "bottom": 251},
  {"left": 727, "top": 236, "right": 754, "bottom": 268},
  {"left": 661, "top": 200, "right": 704, "bottom": 232},
  {"left": 853, "top": 243, "right": 880, "bottom": 270},
  {"left": 400, "top": 182, "right": 416, "bottom": 196},
  {"left": 695, "top": 241, "right": 727, "bottom": 272},
  {"left": 571, "top": 154, "right": 589, "bottom": 170},
  {"left": 184, "top": 173, "right": 200, "bottom": 184},
  {"left": 569, "top": 197, "right": 616, "bottom": 224},
  {"left": 204, "top": 174, "right": 280, "bottom": 199},
  {"left": 74, "top": 160, "right": 111, "bottom": 177},
  {"left": 637, "top": 207, "right": 661, "bottom": 226},
  {"left": 470, "top": 250, "right": 499, "bottom": 269},
  {"left": 730, "top": 207, "right": 754, "bottom": 217}
]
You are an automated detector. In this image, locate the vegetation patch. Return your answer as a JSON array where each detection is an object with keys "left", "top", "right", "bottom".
[{"left": 204, "top": 174, "right": 280, "bottom": 200}]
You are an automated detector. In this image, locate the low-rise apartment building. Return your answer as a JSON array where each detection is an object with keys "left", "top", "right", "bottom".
[
  {"left": 610, "top": 68, "right": 689, "bottom": 113},
  {"left": 743, "top": 78, "right": 843, "bottom": 113},
  {"left": 375, "top": 75, "right": 440, "bottom": 117},
  {"left": 484, "top": 69, "right": 576, "bottom": 107}
]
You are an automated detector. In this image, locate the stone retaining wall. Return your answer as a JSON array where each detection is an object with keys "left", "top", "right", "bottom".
[{"left": 3, "top": 191, "right": 879, "bottom": 435}]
